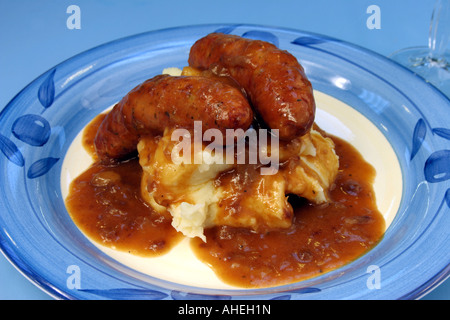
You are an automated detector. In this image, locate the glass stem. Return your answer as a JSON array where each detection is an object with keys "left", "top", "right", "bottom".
[{"left": 428, "top": 0, "right": 450, "bottom": 61}]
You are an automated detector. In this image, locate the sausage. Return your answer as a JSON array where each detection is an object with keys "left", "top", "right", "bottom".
[
  {"left": 188, "top": 33, "right": 315, "bottom": 140},
  {"left": 94, "top": 74, "right": 253, "bottom": 162}
]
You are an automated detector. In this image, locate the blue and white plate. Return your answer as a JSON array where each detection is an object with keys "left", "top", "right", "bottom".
[{"left": 0, "top": 24, "right": 449, "bottom": 300}]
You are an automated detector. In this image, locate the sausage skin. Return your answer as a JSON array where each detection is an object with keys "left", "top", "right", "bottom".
[
  {"left": 188, "top": 33, "right": 315, "bottom": 140},
  {"left": 94, "top": 74, "right": 253, "bottom": 162}
]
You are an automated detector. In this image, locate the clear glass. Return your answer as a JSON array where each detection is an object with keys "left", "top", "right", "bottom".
[{"left": 390, "top": 0, "right": 450, "bottom": 97}]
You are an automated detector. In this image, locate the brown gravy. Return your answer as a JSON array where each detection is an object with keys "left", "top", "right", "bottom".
[
  {"left": 65, "top": 114, "right": 385, "bottom": 287},
  {"left": 65, "top": 114, "right": 183, "bottom": 257},
  {"left": 191, "top": 136, "right": 385, "bottom": 287}
]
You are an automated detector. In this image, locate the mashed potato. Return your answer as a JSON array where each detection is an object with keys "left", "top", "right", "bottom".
[{"left": 137, "top": 68, "right": 339, "bottom": 241}]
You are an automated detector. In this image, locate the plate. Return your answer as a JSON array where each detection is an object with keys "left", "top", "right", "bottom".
[{"left": 0, "top": 24, "right": 449, "bottom": 300}]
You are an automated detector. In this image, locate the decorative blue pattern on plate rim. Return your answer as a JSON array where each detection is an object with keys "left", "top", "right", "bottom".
[{"left": 0, "top": 24, "right": 448, "bottom": 300}]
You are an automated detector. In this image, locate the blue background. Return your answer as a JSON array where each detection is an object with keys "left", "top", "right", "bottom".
[{"left": 0, "top": 0, "right": 448, "bottom": 300}]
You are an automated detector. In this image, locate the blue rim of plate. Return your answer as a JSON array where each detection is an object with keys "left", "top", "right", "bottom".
[{"left": 0, "top": 24, "right": 449, "bottom": 300}]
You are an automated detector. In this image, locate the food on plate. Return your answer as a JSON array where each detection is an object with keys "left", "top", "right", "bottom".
[
  {"left": 65, "top": 33, "right": 385, "bottom": 288},
  {"left": 188, "top": 33, "right": 315, "bottom": 140},
  {"left": 191, "top": 135, "right": 384, "bottom": 287},
  {"left": 94, "top": 74, "right": 253, "bottom": 163},
  {"left": 137, "top": 115, "right": 339, "bottom": 241}
]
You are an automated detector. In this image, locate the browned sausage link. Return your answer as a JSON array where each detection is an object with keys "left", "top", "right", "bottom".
[
  {"left": 94, "top": 74, "right": 253, "bottom": 162},
  {"left": 188, "top": 33, "right": 315, "bottom": 140}
]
